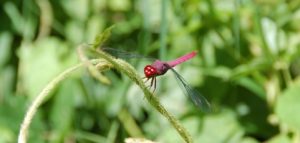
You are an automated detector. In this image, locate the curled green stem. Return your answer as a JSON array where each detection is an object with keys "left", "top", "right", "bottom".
[
  {"left": 18, "top": 44, "right": 193, "bottom": 143},
  {"left": 77, "top": 44, "right": 111, "bottom": 84},
  {"left": 18, "top": 59, "right": 110, "bottom": 143}
]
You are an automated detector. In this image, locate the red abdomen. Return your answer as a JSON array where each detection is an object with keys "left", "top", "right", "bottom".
[{"left": 167, "top": 51, "right": 197, "bottom": 67}]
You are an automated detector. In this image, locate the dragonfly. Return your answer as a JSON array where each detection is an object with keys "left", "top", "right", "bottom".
[{"left": 102, "top": 48, "right": 211, "bottom": 112}]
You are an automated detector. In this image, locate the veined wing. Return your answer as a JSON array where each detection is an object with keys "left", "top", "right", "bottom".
[
  {"left": 101, "top": 47, "right": 155, "bottom": 61},
  {"left": 166, "top": 64, "right": 211, "bottom": 112}
]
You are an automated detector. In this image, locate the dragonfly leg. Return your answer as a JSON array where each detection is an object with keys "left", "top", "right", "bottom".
[
  {"left": 153, "top": 77, "right": 157, "bottom": 92},
  {"left": 149, "top": 77, "right": 157, "bottom": 93},
  {"left": 150, "top": 77, "right": 154, "bottom": 87},
  {"left": 143, "top": 77, "right": 157, "bottom": 93}
]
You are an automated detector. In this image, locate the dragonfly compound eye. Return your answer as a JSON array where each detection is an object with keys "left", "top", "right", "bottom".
[{"left": 144, "top": 65, "right": 157, "bottom": 78}]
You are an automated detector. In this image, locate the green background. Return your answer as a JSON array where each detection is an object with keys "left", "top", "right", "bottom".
[{"left": 0, "top": 0, "right": 300, "bottom": 142}]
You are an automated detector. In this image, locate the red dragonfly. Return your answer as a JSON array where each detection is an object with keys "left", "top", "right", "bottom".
[{"left": 103, "top": 48, "right": 211, "bottom": 112}]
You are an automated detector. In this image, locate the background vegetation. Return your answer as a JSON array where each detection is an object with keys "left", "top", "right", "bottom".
[{"left": 1, "top": 0, "right": 300, "bottom": 142}]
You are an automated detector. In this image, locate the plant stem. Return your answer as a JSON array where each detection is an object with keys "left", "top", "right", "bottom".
[
  {"left": 18, "top": 59, "right": 108, "bottom": 143},
  {"left": 90, "top": 47, "right": 193, "bottom": 143}
]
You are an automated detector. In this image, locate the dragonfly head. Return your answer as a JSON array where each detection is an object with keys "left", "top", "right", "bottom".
[{"left": 144, "top": 65, "right": 159, "bottom": 78}]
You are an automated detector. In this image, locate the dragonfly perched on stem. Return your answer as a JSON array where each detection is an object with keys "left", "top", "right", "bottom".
[{"left": 101, "top": 48, "right": 211, "bottom": 112}]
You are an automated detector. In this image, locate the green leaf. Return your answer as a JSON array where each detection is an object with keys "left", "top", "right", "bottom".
[
  {"left": 4, "top": 2, "right": 23, "bottom": 34},
  {"left": 4, "top": 2, "right": 38, "bottom": 39},
  {"left": 157, "top": 109, "right": 244, "bottom": 143},
  {"left": 0, "top": 67, "right": 15, "bottom": 99},
  {"left": 266, "top": 134, "right": 291, "bottom": 143},
  {"left": 195, "top": 109, "right": 244, "bottom": 143},
  {"left": 60, "top": 0, "right": 89, "bottom": 21},
  {"left": 261, "top": 18, "right": 278, "bottom": 55},
  {"left": 240, "top": 137, "right": 259, "bottom": 143},
  {"left": 92, "top": 26, "right": 115, "bottom": 49},
  {"left": 108, "top": 0, "right": 131, "bottom": 11},
  {"left": 19, "top": 37, "right": 77, "bottom": 100},
  {"left": 65, "top": 21, "right": 85, "bottom": 44},
  {"left": 275, "top": 78, "right": 300, "bottom": 131},
  {"left": 0, "top": 32, "right": 12, "bottom": 67}
]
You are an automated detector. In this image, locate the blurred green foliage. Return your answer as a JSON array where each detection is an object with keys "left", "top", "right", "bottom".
[{"left": 1, "top": 0, "right": 300, "bottom": 142}]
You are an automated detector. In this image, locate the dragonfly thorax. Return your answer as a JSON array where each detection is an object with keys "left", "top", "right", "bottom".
[{"left": 144, "top": 60, "right": 170, "bottom": 78}]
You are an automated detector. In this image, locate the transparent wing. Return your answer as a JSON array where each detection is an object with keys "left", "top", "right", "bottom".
[
  {"left": 101, "top": 47, "right": 155, "bottom": 60},
  {"left": 167, "top": 65, "right": 211, "bottom": 112}
]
